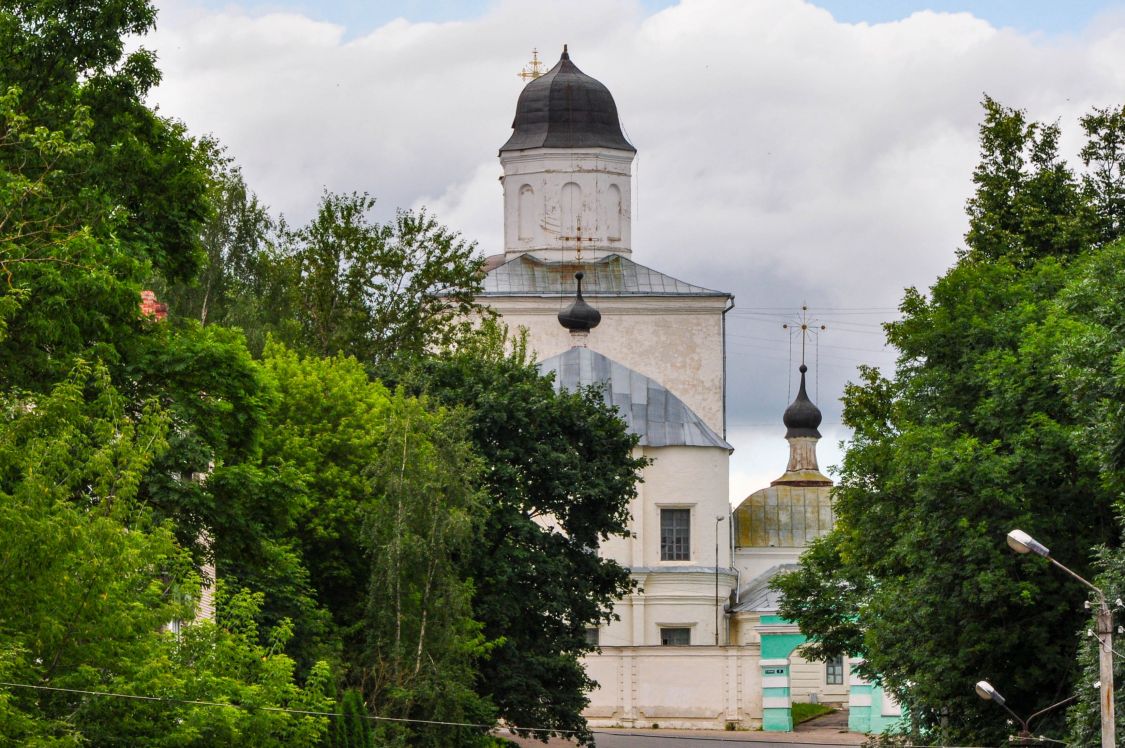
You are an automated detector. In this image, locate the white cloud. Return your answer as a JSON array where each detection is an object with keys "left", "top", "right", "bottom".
[{"left": 147, "top": 0, "right": 1125, "bottom": 497}]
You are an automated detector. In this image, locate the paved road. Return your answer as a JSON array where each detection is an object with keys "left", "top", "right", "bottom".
[
  {"left": 503, "top": 726, "right": 864, "bottom": 748},
  {"left": 585, "top": 731, "right": 858, "bottom": 747}
]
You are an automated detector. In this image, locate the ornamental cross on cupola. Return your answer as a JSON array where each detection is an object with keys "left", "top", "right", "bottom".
[
  {"left": 782, "top": 304, "right": 826, "bottom": 368},
  {"left": 782, "top": 304, "right": 826, "bottom": 400},
  {"left": 518, "top": 48, "right": 547, "bottom": 83}
]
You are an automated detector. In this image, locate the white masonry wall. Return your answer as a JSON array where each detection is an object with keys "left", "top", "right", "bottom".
[
  {"left": 487, "top": 295, "right": 730, "bottom": 436},
  {"left": 500, "top": 147, "right": 634, "bottom": 260}
]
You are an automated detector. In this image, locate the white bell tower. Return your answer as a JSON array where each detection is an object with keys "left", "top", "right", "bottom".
[{"left": 499, "top": 46, "right": 635, "bottom": 262}]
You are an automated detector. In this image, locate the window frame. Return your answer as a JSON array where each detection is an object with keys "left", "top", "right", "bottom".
[
  {"left": 659, "top": 627, "right": 692, "bottom": 646},
  {"left": 826, "top": 655, "right": 845, "bottom": 685},
  {"left": 659, "top": 506, "right": 692, "bottom": 561}
]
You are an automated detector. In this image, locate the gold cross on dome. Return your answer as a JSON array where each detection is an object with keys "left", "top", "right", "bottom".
[{"left": 518, "top": 48, "right": 546, "bottom": 82}]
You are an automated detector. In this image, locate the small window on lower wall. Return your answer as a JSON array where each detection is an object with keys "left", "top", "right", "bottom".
[
  {"left": 585, "top": 628, "right": 599, "bottom": 646},
  {"left": 660, "top": 627, "right": 691, "bottom": 646},
  {"left": 826, "top": 655, "right": 844, "bottom": 685}
]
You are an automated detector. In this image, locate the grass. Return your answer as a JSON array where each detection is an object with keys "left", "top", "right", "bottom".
[{"left": 791, "top": 702, "right": 835, "bottom": 725}]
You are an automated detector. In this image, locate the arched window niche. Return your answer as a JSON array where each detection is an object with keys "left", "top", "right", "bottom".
[
  {"left": 606, "top": 183, "right": 622, "bottom": 241},
  {"left": 518, "top": 184, "right": 535, "bottom": 240},
  {"left": 560, "top": 182, "right": 581, "bottom": 239}
]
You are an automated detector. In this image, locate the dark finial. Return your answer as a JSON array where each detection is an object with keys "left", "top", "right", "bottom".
[
  {"left": 558, "top": 271, "right": 601, "bottom": 333},
  {"left": 783, "top": 363, "right": 822, "bottom": 438},
  {"left": 562, "top": 43, "right": 569, "bottom": 60}
]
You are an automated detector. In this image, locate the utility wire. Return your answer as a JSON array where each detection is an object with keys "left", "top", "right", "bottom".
[
  {"left": 0, "top": 680, "right": 544, "bottom": 733},
  {"left": 1, "top": 680, "right": 1001, "bottom": 747}
]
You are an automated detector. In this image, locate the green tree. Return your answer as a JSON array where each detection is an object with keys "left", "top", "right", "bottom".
[
  {"left": 0, "top": 0, "right": 211, "bottom": 390},
  {"left": 0, "top": 363, "right": 332, "bottom": 745},
  {"left": 775, "top": 99, "right": 1125, "bottom": 745},
  {"left": 277, "top": 191, "right": 489, "bottom": 366},
  {"left": 329, "top": 689, "right": 374, "bottom": 748},
  {"left": 1037, "top": 239, "right": 1125, "bottom": 744},
  {"left": 158, "top": 156, "right": 278, "bottom": 332},
  {"left": 964, "top": 95, "right": 1089, "bottom": 266},
  {"left": 1079, "top": 106, "right": 1125, "bottom": 248},
  {"left": 391, "top": 325, "right": 646, "bottom": 744},
  {"left": 255, "top": 343, "right": 493, "bottom": 746}
]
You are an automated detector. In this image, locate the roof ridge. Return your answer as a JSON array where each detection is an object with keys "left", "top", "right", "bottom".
[{"left": 481, "top": 253, "right": 730, "bottom": 297}]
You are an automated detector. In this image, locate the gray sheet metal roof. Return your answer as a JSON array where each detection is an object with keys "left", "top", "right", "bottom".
[
  {"left": 729, "top": 564, "right": 800, "bottom": 613},
  {"left": 481, "top": 253, "right": 729, "bottom": 298},
  {"left": 538, "top": 346, "right": 732, "bottom": 450}
]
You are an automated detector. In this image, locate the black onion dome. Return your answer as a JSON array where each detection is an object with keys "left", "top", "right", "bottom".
[
  {"left": 500, "top": 45, "right": 636, "bottom": 153},
  {"left": 558, "top": 272, "right": 601, "bottom": 332},
  {"left": 783, "top": 365, "right": 822, "bottom": 438}
]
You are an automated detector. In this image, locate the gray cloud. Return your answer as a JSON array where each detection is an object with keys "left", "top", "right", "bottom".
[{"left": 148, "top": 0, "right": 1125, "bottom": 501}]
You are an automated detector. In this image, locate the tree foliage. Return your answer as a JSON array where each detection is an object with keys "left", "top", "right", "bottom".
[
  {"left": 0, "top": 0, "right": 211, "bottom": 388},
  {"left": 389, "top": 324, "right": 645, "bottom": 743},
  {"left": 158, "top": 186, "right": 492, "bottom": 365},
  {"left": 281, "top": 192, "right": 488, "bottom": 365},
  {"left": 775, "top": 99, "right": 1125, "bottom": 745},
  {"left": 245, "top": 343, "right": 495, "bottom": 746},
  {"left": 0, "top": 363, "right": 332, "bottom": 746}
]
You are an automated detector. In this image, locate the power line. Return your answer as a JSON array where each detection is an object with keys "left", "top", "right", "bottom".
[
  {"left": 0, "top": 680, "right": 548, "bottom": 734},
  {"left": 0, "top": 681, "right": 999, "bottom": 747}
]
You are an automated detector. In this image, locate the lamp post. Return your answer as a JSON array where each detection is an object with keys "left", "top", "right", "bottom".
[
  {"left": 1008, "top": 529, "right": 1115, "bottom": 748},
  {"left": 715, "top": 514, "right": 727, "bottom": 646},
  {"left": 975, "top": 679, "right": 1077, "bottom": 746}
]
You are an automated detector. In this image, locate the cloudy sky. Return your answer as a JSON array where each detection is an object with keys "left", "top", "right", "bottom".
[{"left": 146, "top": 0, "right": 1125, "bottom": 502}]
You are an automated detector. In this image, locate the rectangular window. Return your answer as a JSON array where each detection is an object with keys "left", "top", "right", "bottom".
[
  {"left": 660, "top": 508, "right": 690, "bottom": 561},
  {"left": 660, "top": 627, "right": 691, "bottom": 646},
  {"left": 585, "top": 628, "right": 599, "bottom": 646},
  {"left": 826, "top": 655, "right": 844, "bottom": 685}
]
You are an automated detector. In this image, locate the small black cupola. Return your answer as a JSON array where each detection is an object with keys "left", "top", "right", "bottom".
[
  {"left": 783, "top": 364, "right": 822, "bottom": 438},
  {"left": 558, "top": 272, "right": 601, "bottom": 332},
  {"left": 500, "top": 45, "right": 636, "bottom": 153}
]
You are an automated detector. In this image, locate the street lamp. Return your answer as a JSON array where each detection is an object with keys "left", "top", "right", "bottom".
[
  {"left": 975, "top": 679, "right": 1077, "bottom": 746},
  {"left": 1007, "top": 529, "right": 1115, "bottom": 748},
  {"left": 715, "top": 514, "right": 727, "bottom": 646}
]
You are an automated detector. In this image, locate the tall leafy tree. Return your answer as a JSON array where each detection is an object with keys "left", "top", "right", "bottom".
[
  {"left": 1080, "top": 106, "right": 1125, "bottom": 248},
  {"left": 775, "top": 99, "right": 1125, "bottom": 744},
  {"left": 252, "top": 343, "right": 494, "bottom": 746},
  {"left": 0, "top": 363, "right": 332, "bottom": 745},
  {"left": 1, "top": 4, "right": 337, "bottom": 743},
  {"left": 390, "top": 325, "right": 646, "bottom": 744},
  {"left": 0, "top": 0, "right": 211, "bottom": 389},
  {"left": 159, "top": 156, "right": 278, "bottom": 332},
  {"left": 1040, "top": 238, "right": 1125, "bottom": 743},
  {"left": 272, "top": 191, "right": 489, "bottom": 365}
]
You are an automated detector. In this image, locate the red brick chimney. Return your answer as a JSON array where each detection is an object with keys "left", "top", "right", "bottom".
[{"left": 140, "top": 290, "right": 168, "bottom": 322}]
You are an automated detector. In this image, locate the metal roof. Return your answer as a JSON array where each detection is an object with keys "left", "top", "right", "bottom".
[
  {"left": 729, "top": 564, "right": 801, "bottom": 613},
  {"left": 500, "top": 47, "right": 635, "bottom": 153},
  {"left": 538, "top": 346, "right": 732, "bottom": 450},
  {"left": 481, "top": 253, "right": 729, "bottom": 298}
]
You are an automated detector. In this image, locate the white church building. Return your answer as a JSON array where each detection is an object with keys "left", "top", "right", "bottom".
[{"left": 477, "top": 47, "right": 898, "bottom": 732}]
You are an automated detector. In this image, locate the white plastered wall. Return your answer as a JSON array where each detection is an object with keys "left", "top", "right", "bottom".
[
  {"left": 487, "top": 295, "right": 729, "bottom": 435},
  {"left": 501, "top": 148, "right": 633, "bottom": 258},
  {"left": 598, "top": 445, "right": 734, "bottom": 648}
]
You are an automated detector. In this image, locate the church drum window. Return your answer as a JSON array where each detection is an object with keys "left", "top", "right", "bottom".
[{"left": 660, "top": 508, "right": 690, "bottom": 561}]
